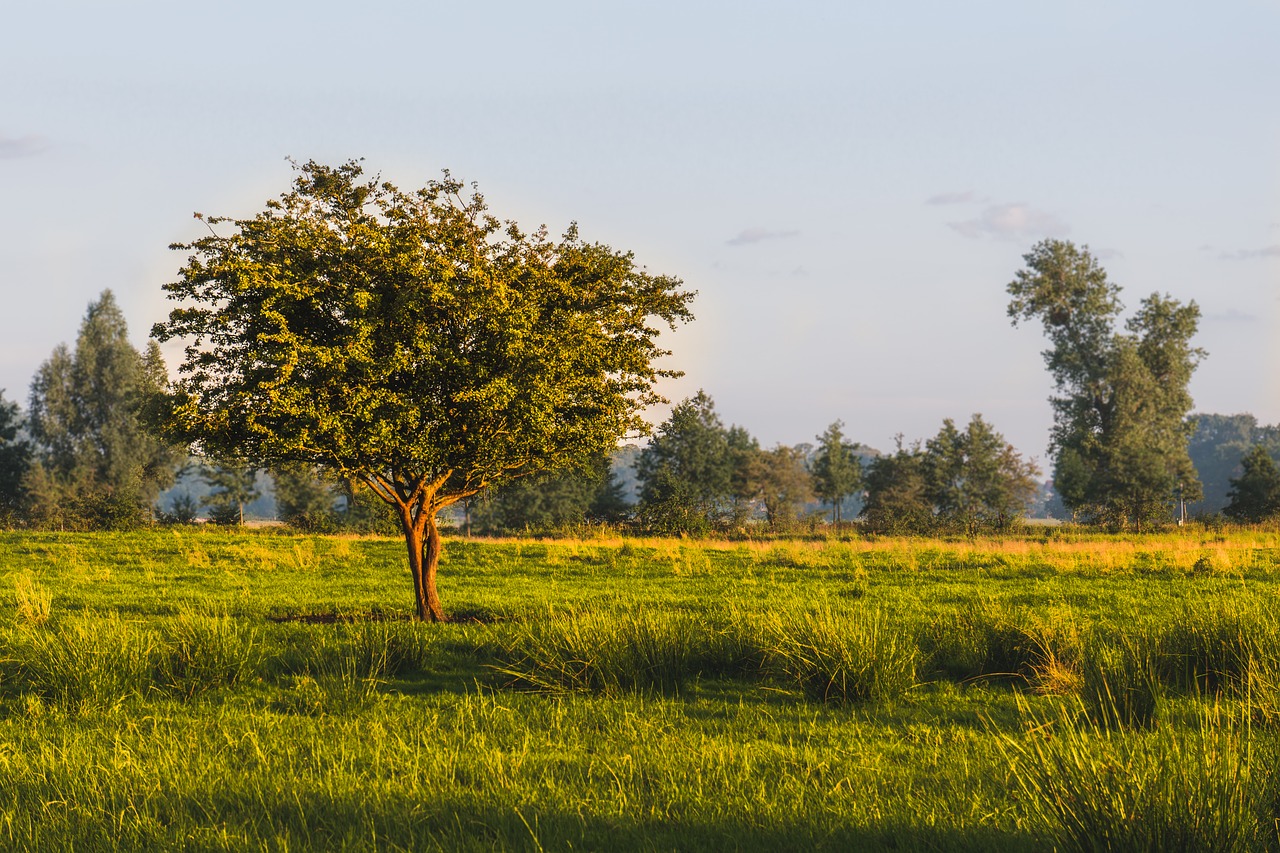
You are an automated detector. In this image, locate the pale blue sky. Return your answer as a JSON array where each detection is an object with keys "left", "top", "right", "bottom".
[{"left": 3, "top": 1, "right": 1277, "bottom": 461}]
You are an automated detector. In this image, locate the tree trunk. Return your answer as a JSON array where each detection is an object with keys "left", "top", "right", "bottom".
[{"left": 401, "top": 510, "right": 447, "bottom": 622}]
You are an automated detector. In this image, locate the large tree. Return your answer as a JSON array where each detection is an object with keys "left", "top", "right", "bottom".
[
  {"left": 859, "top": 438, "right": 933, "bottom": 535},
  {"left": 26, "top": 291, "right": 178, "bottom": 529},
  {"left": 1007, "top": 240, "right": 1203, "bottom": 529},
  {"left": 754, "top": 443, "right": 815, "bottom": 529},
  {"left": 150, "top": 160, "right": 691, "bottom": 620}
]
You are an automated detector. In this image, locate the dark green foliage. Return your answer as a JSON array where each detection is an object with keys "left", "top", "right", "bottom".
[
  {"left": 1186, "top": 413, "right": 1280, "bottom": 514},
  {"left": 924, "top": 414, "right": 1040, "bottom": 534},
  {"left": 860, "top": 438, "right": 934, "bottom": 534},
  {"left": 1223, "top": 445, "right": 1280, "bottom": 524},
  {"left": 0, "top": 390, "right": 29, "bottom": 525},
  {"left": 334, "top": 481, "right": 400, "bottom": 536},
  {"left": 201, "top": 462, "right": 260, "bottom": 526},
  {"left": 812, "top": 420, "right": 862, "bottom": 524},
  {"left": 470, "top": 453, "right": 627, "bottom": 534},
  {"left": 23, "top": 291, "right": 179, "bottom": 529},
  {"left": 637, "top": 391, "right": 736, "bottom": 533},
  {"left": 157, "top": 493, "right": 200, "bottom": 525},
  {"left": 1008, "top": 240, "right": 1203, "bottom": 529},
  {"left": 273, "top": 463, "right": 338, "bottom": 531},
  {"left": 754, "top": 443, "right": 815, "bottom": 530}
]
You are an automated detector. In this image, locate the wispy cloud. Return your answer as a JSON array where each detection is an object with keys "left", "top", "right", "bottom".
[
  {"left": 949, "top": 203, "right": 1068, "bottom": 241},
  {"left": 1204, "top": 309, "right": 1258, "bottom": 324},
  {"left": 726, "top": 227, "right": 799, "bottom": 247},
  {"left": 926, "top": 190, "right": 978, "bottom": 205},
  {"left": 0, "top": 133, "right": 51, "bottom": 159},
  {"left": 1218, "top": 245, "right": 1280, "bottom": 260}
]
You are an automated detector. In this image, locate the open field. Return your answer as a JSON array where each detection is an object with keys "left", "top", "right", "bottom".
[{"left": 1, "top": 528, "right": 1280, "bottom": 850}]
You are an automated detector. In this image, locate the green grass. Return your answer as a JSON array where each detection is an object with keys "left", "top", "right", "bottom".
[{"left": 0, "top": 527, "right": 1278, "bottom": 849}]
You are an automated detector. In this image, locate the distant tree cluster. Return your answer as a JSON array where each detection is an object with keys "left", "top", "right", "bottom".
[
  {"left": 1186, "top": 413, "right": 1280, "bottom": 516},
  {"left": 616, "top": 392, "right": 1038, "bottom": 535}
]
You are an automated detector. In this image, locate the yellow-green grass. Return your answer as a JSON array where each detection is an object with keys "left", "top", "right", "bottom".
[{"left": 0, "top": 527, "right": 1278, "bottom": 850}]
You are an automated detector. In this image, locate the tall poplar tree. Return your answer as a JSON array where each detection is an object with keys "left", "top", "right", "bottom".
[
  {"left": 26, "top": 291, "right": 179, "bottom": 528},
  {"left": 1008, "top": 240, "right": 1203, "bottom": 529}
]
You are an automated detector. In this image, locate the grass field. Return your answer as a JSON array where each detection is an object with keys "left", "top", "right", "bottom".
[{"left": 1, "top": 527, "right": 1280, "bottom": 850}]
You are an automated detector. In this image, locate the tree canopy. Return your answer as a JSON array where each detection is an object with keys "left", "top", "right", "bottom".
[
  {"left": 812, "top": 420, "right": 862, "bottom": 524},
  {"left": 1008, "top": 239, "right": 1203, "bottom": 529},
  {"left": 151, "top": 160, "right": 692, "bottom": 619},
  {"left": 1223, "top": 445, "right": 1280, "bottom": 523},
  {"left": 0, "top": 391, "right": 28, "bottom": 525},
  {"left": 24, "top": 291, "right": 178, "bottom": 529}
]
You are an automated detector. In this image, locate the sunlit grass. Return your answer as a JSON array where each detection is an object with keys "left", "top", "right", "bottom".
[{"left": 0, "top": 526, "right": 1277, "bottom": 849}]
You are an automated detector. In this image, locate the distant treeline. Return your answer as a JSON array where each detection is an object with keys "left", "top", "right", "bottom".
[{"left": 1, "top": 285, "right": 1278, "bottom": 535}]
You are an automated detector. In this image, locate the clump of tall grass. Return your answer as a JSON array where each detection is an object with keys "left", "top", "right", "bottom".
[
  {"left": 277, "top": 619, "right": 439, "bottom": 681},
  {"left": 9, "top": 613, "right": 157, "bottom": 711},
  {"left": 490, "top": 608, "right": 741, "bottom": 695},
  {"left": 1006, "top": 701, "right": 1280, "bottom": 853},
  {"left": 11, "top": 573, "right": 52, "bottom": 626},
  {"left": 919, "top": 601, "right": 1083, "bottom": 693},
  {"left": 1080, "top": 634, "right": 1162, "bottom": 728},
  {"left": 1157, "top": 602, "right": 1280, "bottom": 697},
  {"left": 762, "top": 605, "right": 917, "bottom": 704},
  {"left": 155, "top": 608, "right": 264, "bottom": 697}
]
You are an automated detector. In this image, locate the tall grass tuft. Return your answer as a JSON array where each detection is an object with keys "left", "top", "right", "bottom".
[
  {"left": 11, "top": 573, "right": 52, "bottom": 627},
  {"left": 1080, "top": 634, "right": 1162, "bottom": 728},
  {"left": 156, "top": 608, "right": 264, "bottom": 697},
  {"left": 1006, "top": 701, "right": 1279, "bottom": 853},
  {"left": 919, "top": 601, "right": 1083, "bottom": 692},
  {"left": 490, "top": 609, "right": 719, "bottom": 695},
  {"left": 11, "top": 613, "right": 157, "bottom": 711},
  {"left": 342, "top": 619, "right": 439, "bottom": 678},
  {"left": 1157, "top": 602, "right": 1280, "bottom": 697},
  {"left": 763, "top": 605, "right": 917, "bottom": 704}
]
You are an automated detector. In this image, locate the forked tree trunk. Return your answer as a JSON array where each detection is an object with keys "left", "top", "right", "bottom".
[{"left": 401, "top": 509, "right": 447, "bottom": 622}]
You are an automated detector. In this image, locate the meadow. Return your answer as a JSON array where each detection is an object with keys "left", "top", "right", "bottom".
[{"left": 1, "top": 527, "right": 1279, "bottom": 850}]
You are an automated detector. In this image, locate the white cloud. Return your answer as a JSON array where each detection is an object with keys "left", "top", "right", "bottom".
[
  {"left": 726, "top": 227, "right": 799, "bottom": 246},
  {"left": 0, "top": 133, "right": 51, "bottom": 159},
  {"left": 1218, "top": 245, "right": 1280, "bottom": 260},
  {"left": 926, "top": 190, "right": 977, "bottom": 205},
  {"left": 948, "top": 203, "right": 1069, "bottom": 241}
]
